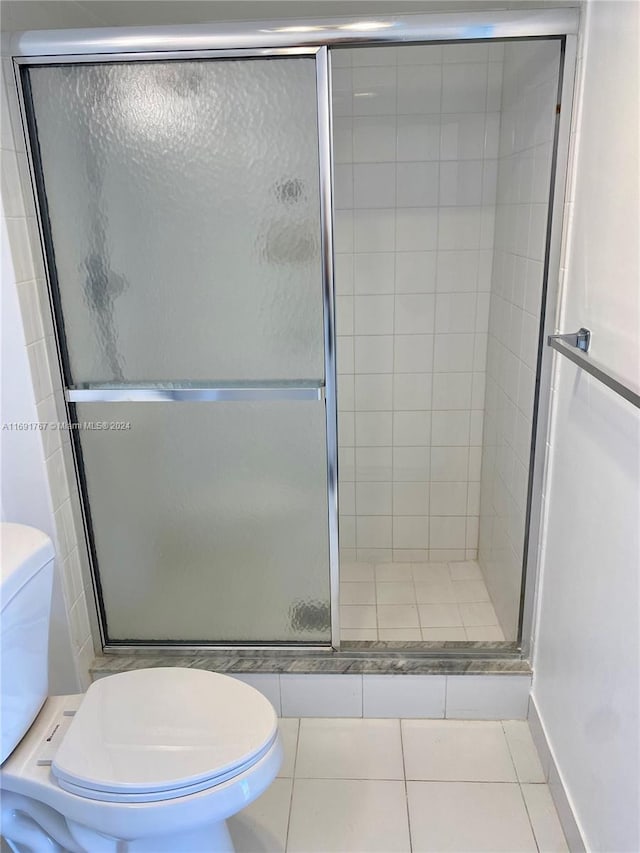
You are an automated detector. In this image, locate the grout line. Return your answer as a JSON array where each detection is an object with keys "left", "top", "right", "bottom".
[
  {"left": 518, "top": 778, "right": 543, "bottom": 853},
  {"left": 398, "top": 719, "right": 414, "bottom": 853},
  {"left": 283, "top": 717, "right": 301, "bottom": 852}
]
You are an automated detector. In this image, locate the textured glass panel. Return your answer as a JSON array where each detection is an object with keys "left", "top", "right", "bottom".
[
  {"left": 28, "top": 59, "right": 323, "bottom": 383},
  {"left": 76, "top": 402, "right": 330, "bottom": 642}
]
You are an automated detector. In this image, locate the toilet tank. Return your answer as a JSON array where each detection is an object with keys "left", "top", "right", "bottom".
[{"left": 1, "top": 523, "right": 55, "bottom": 763}]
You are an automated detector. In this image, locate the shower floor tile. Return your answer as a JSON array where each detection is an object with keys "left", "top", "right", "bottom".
[{"left": 339, "top": 560, "right": 505, "bottom": 642}]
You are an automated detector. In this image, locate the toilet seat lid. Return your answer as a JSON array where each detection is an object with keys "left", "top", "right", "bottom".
[{"left": 52, "top": 668, "right": 278, "bottom": 797}]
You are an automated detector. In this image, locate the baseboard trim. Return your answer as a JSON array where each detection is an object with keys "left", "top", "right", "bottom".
[{"left": 528, "top": 695, "right": 588, "bottom": 852}]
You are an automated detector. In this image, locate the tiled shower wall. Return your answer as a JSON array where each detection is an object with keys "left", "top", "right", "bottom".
[
  {"left": 332, "top": 43, "right": 504, "bottom": 564},
  {"left": 478, "top": 41, "right": 561, "bottom": 638}
]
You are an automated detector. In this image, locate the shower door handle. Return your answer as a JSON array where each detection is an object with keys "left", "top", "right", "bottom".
[{"left": 66, "top": 382, "right": 326, "bottom": 403}]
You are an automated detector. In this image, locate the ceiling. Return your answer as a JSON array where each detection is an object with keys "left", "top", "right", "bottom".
[{"left": 0, "top": 0, "right": 580, "bottom": 33}]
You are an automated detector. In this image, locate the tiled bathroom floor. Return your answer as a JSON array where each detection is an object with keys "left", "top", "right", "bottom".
[
  {"left": 340, "top": 560, "right": 506, "bottom": 642},
  {"left": 229, "top": 717, "right": 568, "bottom": 852}
]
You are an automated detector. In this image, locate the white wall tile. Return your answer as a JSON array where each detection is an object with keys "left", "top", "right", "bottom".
[
  {"left": 445, "top": 675, "right": 531, "bottom": 719},
  {"left": 432, "top": 372, "right": 472, "bottom": 410},
  {"left": 353, "top": 163, "right": 396, "bottom": 208},
  {"left": 393, "top": 411, "right": 431, "bottom": 446},
  {"left": 396, "top": 162, "right": 439, "bottom": 207},
  {"left": 394, "top": 293, "right": 435, "bottom": 334},
  {"left": 352, "top": 66, "right": 396, "bottom": 116},
  {"left": 355, "top": 446, "right": 392, "bottom": 482},
  {"left": 393, "top": 446, "right": 430, "bottom": 482},
  {"left": 356, "top": 482, "right": 392, "bottom": 516},
  {"left": 352, "top": 115, "right": 396, "bottom": 162},
  {"left": 397, "top": 114, "right": 440, "bottom": 161},
  {"left": 440, "top": 160, "right": 484, "bottom": 206},
  {"left": 393, "top": 373, "right": 432, "bottom": 410},
  {"left": 394, "top": 334, "right": 433, "bottom": 373},
  {"left": 393, "top": 482, "right": 430, "bottom": 516},
  {"left": 354, "top": 374, "right": 393, "bottom": 411},
  {"left": 442, "top": 63, "right": 489, "bottom": 113},
  {"left": 393, "top": 516, "right": 429, "bottom": 549},
  {"left": 355, "top": 411, "right": 392, "bottom": 446},
  {"left": 333, "top": 47, "right": 503, "bottom": 564},
  {"left": 395, "top": 206, "right": 439, "bottom": 251},
  {"left": 431, "top": 447, "right": 469, "bottom": 482},
  {"left": 354, "top": 295, "right": 394, "bottom": 335},
  {"left": 429, "top": 516, "right": 466, "bottom": 549},
  {"left": 357, "top": 515, "right": 393, "bottom": 549},
  {"left": 354, "top": 335, "right": 394, "bottom": 373},
  {"left": 433, "top": 333, "right": 475, "bottom": 372},
  {"left": 430, "top": 482, "right": 468, "bottom": 516},
  {"left": 231, "top": 675, "right": 282, "bottom": 716},
  {"left": 431, "top": 411, "right": 471, "bottom": 447},
  {"left": 353, "top": 208, "right": 395, "bottom": 252},
  {"left": 363, "top": 675, "right": 446, "bottom": 717},
  {"left": 354, "top": 252, "right": 395, "bottom": 295},
  {"left": 397, "top": 65, "right": 441, "bottom": 114},
  {"left": 280, "top": 675, "right": 363, "bottom": 717}
]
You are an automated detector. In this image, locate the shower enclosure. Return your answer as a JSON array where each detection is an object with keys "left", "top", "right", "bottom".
[{"left": 14, "top": 8, "right": 577, "bottom": 653}]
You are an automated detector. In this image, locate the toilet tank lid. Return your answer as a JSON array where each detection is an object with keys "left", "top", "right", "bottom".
[{"left": 1, "top": 523, "right": 54, "bottom": 608}]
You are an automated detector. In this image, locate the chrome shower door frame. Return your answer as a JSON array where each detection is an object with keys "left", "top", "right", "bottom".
[
  {"left": 12, "top": 7, "right": 580, "bottom": 657},
  {"left": 15, "top": 45, "right": 340, "bottom": 651}
]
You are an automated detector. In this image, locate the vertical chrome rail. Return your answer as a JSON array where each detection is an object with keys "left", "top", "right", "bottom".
[{"left": 316, "top": 46, "right": 340, "bottom": 650}]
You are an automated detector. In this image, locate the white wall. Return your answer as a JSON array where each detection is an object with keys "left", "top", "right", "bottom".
[
  {"left": 532, "top": 2, "right": 640, "bottom": 851},
  {"left": 1, "top": 213, "right": 79, "bottom": 694},
  {"left": 334, "top": 42, "right": 503, "bottom": 566},
  {"left": 1, "top": 57, "right": 94, "bottom": 691}
]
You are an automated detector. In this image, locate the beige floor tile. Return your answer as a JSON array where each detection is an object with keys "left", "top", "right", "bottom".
[
  {"left": 422, "top": 627, "right": 467, "bottom": 640},
  {"left": 448, "top": 560, "right": 483, "bottom": 580},
  {"left": 340, "top": 605, "right": 377, "bottom": 630},
  {"left": 407, "top": 781, "right": 537, "bottom": 852},
  {"left": 228, "top": 778, "right": 292, "bottom": 853},
  {"left": 376, "top": 581, "right": 416, "bottom": 604},
  {"left": 341, "top": 628, "right": 378, "bottom": 641},
  {"left": 375, "top": 563, "right": 414, "bottom": 582},
  {"left": 296, "top": 718, "right": 404, "bottom": 780},
  {"left": 341, "top": 581, "right": 376, "bottom": 605},
  {"left": 465, "top": 626, "right": 505, "bottom": 640},
  {"left": 341, "top": 562, "right": 375, "bottom": 582},
  {"left": 521, "top": 784, "right": 569, "bottom": 852},
  {"left": 418, "top": 602, "right": 463, "bottom": 628},
  {"left": 378, "top": 603, "right": 420, "bottom": 629},
  {"left": 414, "top": 579, "right": 457, "bottom": 603},
  {"left": 379, "top": 628, "right": 423, "bottom": 641},
  {"left": 411, "top": 562, "right": 450, "bottom": 582},
  {"left": 458, "top": 601, "right": 499, "bottom": 627},
  {"left": 288, "top": 779, "right": 411, "bottom": 853},
  {"left": 502, "top": 721, "right": 546, "bottom": 783},
  {"left": 401, "top": 720, "right": 517, "bottom": 782},
  {"left": 277, "top": 718, "right": 299, "bottom": 778},
  {"left": 452, "top": 579, "right": 491, "bottom": 602}
]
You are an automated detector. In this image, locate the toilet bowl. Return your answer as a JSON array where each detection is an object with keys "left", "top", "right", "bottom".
[{"left": 0, "top": 524, "right": 282, "bottom": 852}]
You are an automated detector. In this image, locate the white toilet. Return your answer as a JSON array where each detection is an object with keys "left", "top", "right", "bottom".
[{"left": 0, "top": 523, "right": 282, "bottom": 852}]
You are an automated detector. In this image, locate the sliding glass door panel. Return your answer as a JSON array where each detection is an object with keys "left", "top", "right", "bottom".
[
  {"left": 23, "top": 53, "right": 334, "bottom": 646},
  {"left": 26, "top": 58, "right": 324, "bottom": 384},
  {"left": 75, "top": 402, "right": 330, "bottom": 643}
]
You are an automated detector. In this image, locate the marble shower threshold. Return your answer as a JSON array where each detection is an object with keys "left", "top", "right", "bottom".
[{"left": 91, "top": 643, "right": 530, "bottom": 678}]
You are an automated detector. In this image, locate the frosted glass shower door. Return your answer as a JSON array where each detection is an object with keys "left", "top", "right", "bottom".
[{"left": 23, "top": 54, "right": 333, "bottom": 643}]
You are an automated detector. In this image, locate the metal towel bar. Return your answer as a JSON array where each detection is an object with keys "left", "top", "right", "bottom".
[{"left": 547, "top": 328, "right": 640, "bottom": 410}]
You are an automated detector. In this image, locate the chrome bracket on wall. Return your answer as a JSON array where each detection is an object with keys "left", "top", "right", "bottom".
[
  {"left": 547, "top": 327, "right": 591, "bottom": 353},
  {"left": 547, "top": 327, "right": 640, "bottom": 410}
]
